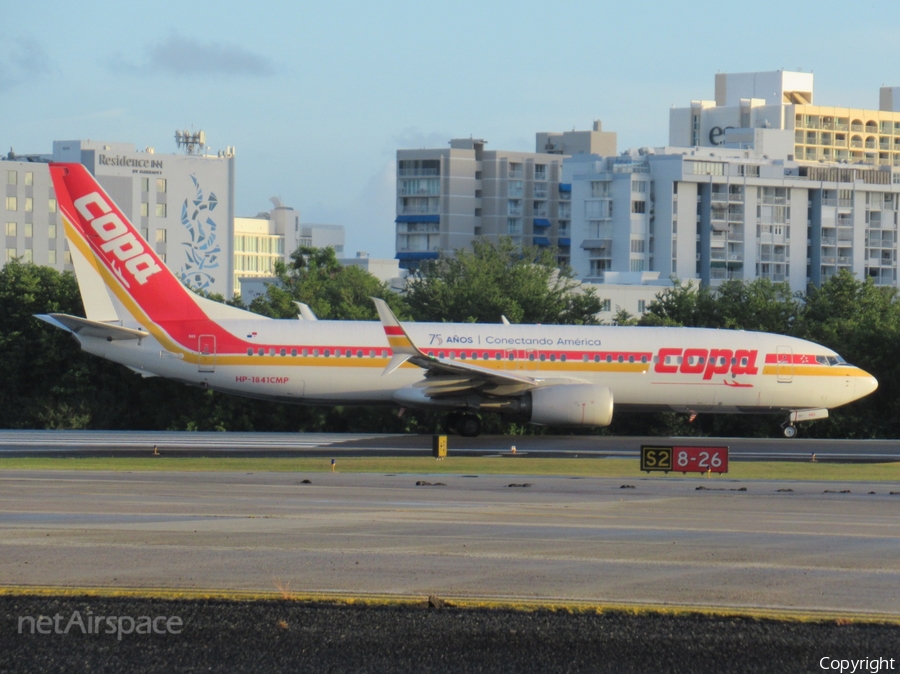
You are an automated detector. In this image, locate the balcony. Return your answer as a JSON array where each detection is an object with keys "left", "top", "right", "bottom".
[
  {"left": 398, "top": 204, "right": 438, "bottom": 215},
  {"left": 398, "top": 168, "right": 439, "bottom": 177},
  {"left": 580, "top": 238, "right": 612, "bottom": 251}
]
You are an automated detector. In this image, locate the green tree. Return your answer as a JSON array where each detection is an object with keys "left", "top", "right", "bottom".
[
  {"left": 405, "top": 238, "right": 602, "bottom": 324},
  {"left": 640, "top": 277, "right": 801, "bottom": 333},
  {"left": 795, "top": 270, "right": 900, "bottom": 437},
  {"left": 248, "top": 246, "right": 408, "bottom": 320}
]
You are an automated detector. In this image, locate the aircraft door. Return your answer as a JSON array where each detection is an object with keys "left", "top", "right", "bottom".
[
  {"left": 198, "top": 335, "right": 216, "bottom": 373},
  {"left": 776, "top": 345, "right": 793, "bottom": 383}
]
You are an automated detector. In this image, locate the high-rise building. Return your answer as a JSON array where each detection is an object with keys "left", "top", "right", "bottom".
[
  {"left": 566, "top": 71, "right": 900, "bottom": 294},
  {"left": 3, "top": 140, "right": 237, "bottom": 298},
  {"left": 395, "top": 123, "right": 616, "bottom": 269}
]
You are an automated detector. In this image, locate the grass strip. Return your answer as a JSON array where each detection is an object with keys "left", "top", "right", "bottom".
[
  {"left": 0, "top": 456, "right": 899, "bottom": 481},
  {"left": 1, "top": 585, "right": 897, "bottom": 625}
]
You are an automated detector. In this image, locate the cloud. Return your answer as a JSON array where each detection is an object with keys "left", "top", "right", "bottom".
[
  {"left": 0, "top": 36, "right": 52, "bottom": 91},
  {"left": 392, "top": 127, "right": 451, "bottom": 151},
  {"left": 112, "top": 34, "right": 275, "bottom": 77}
]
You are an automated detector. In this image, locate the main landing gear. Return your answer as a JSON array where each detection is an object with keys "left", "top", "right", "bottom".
[
  {"left": 446, "top": 412, "right": 481, "bottom": 438},
  {"left": 782, "top": 424, "right": 797, "bottom": 439}
]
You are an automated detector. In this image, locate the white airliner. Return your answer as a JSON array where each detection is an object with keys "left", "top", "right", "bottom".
[{"left": 38, "top": 163, "right": 878, "bottom": 438}]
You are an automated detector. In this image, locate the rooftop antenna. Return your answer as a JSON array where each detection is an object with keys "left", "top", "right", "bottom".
[{"left": 175, "top": 129, "right": 206, "bottom": 155}]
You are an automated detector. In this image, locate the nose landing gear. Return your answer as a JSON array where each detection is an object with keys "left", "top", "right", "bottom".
[{"left": 782, "top": 424, "right": 797, "bottom": 439}]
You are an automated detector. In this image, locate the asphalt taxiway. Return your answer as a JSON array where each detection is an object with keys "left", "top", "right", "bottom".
[
  {"left": 1, "top": 429, "right": 899, "bottom": 461},
  {"left": 2, "top": 469, "right": 898, "bottom": 617}
]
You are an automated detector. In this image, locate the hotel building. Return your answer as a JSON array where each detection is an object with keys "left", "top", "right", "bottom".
[{"left": 565, "top": 71, "right": 900, "bottom": 294}]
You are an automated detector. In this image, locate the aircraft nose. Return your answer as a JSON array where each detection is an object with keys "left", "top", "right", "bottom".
[{"left": 856, "top": 371, "right": 879, "bottom": 400}]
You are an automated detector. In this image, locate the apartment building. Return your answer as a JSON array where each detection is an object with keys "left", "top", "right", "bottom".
[{"left": 395, "top": 122, "right": 616, "bottom": 269}]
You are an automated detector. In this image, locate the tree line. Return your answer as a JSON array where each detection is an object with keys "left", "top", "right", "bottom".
[{"left": 0, "top": 238, "right": 894, "bottom": 438}]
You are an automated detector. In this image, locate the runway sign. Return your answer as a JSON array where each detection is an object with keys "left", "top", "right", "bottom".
[{"left": 641, "top": 445, "right": 729, "bottom": 474}]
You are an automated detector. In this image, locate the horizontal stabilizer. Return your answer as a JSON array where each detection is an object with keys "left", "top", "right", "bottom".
[{"left": 36, "top": 313, "right": 148, "bottom": 341}]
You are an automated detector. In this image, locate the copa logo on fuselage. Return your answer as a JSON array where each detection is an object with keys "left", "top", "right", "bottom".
[
  {"left": 73, "top": 192, "right": 163, "bottom": 286},
  {"left": 654, "top": 347, "right": 759, "bottom": 380}
]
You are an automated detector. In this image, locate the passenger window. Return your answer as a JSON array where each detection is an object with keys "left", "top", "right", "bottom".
[
  {"left": 280, "top": 348, "right": 286, "bottom": 356},
  {"left": 291, "top": 349, "right": 298, "bottom": 357},
  {"left": 247, "top": 348, "right": 253, "bottom": 356}
]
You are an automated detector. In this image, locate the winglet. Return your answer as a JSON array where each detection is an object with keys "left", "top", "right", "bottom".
[
  {"left": 294, "top": 302, "right": 318, "bottom": 321},
  {"left": 371, "top": 297, "right": 425, "bottom": 375}
]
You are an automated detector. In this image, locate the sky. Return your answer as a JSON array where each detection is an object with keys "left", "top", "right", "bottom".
[{"left": 4, "top": 0, "right": 900, "bottom": 258}]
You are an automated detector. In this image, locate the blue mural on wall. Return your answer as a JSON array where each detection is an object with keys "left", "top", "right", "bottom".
[{"left": 178, "top": 175, "right": 221, "bottom": 292}]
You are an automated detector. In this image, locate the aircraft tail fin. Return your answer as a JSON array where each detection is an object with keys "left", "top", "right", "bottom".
[{"left": 48, "top": 163, "right": 249, "bottom": 327}]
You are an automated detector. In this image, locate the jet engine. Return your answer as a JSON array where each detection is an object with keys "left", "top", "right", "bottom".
[{"left": 523, "top": 384, "right": 614, "bottom": 427}]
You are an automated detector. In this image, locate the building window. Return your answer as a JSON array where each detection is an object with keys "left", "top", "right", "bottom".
[
  {"left": 638, "top": 300, "right": 646, "bottom": 313},
  {"left": 590, "top": 181, "right": 609, "bottom": 198},
  {"left": 5, "top": 197, "right": 17, "bottom": 211},
  {"left": 23, "top": 248, "right": 32, "bottom": 262},
  {"left": 632, "top": 201, "right": 646, "bottom": 214},
  {"left": 64, "top": 251, "right": 72, "bottom": 264},
  {"left": 48, "top": 224, "right": 56, "bottom": 239},
  {"left": 24, "top": 172, "right": 33, "bottom": 187},
  {"left": 600, "top": 299, "right": 611, "bottom": 312},
  {"left": 24, "top": 197, "right": 32, "bottom": 213},
  {"left": 633, "top": 181, "right": 648, "bottom": 193},
  {"left": 630, "top": 259, "right": 645, "bottom": 272},
  {"left": 690, "top": 161, "right": 724, "bottom": 176},
  {"left": 534, "top": 164, "right": 547, "bottom": 181},
  {"left": 48, "top": 198, "right": 56, "bottom": 213},
  {"left": 24, "top": 223, "right": 32, "bottom": 238},
  {"left": 5, "top": 222, "right": 16, "bottom": 236},
  {"left": 141, "top": 178, "right": 150, "bottom": 192},
  {"left": 7, "top": 171, "right": 16, "bottom": 186},
  {"left": 141, "top": 202, "right": 149, "bottom": 217},
  {"left": 155, "top": 229, "right": 167, "bottom": 243},
  {"left": 48, "top": 250, "right": 57, "bottom": 264},
  {"left": 156, "top": 178, "right": 167, "bottom": 193},
  {"left": 6, "top": 248, "right": 16, "bottom": 262},
  {"left": 155, "top": 203, "right": 167, "bottom": 218}
]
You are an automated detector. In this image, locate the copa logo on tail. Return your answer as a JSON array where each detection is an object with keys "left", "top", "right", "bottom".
[{"left": 73, "top": 192, "right": 163, "bottom": 286}]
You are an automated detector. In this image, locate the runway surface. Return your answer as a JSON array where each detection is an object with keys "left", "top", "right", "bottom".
[
  {"left": 1, "top": 429, "right": 899, "bottom": 461},
  {"left": 2, "top": 469, "right": 899, "bottom": 617}
]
